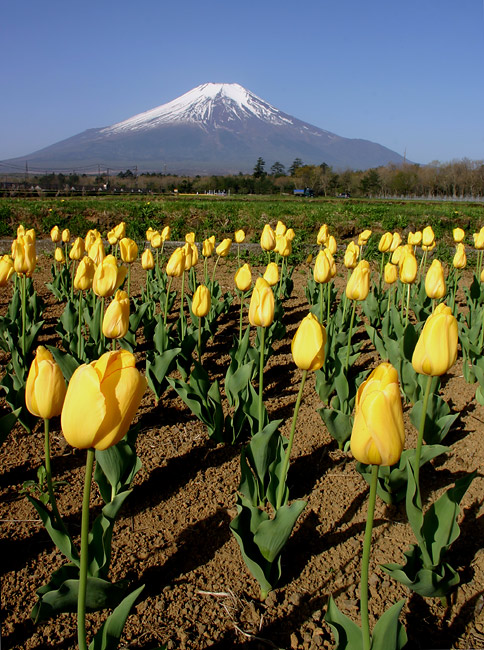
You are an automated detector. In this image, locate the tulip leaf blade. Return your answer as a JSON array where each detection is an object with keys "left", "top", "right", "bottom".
[
  {"left": 324, "top": 596, "right": 363, "bottom": 650},
  {"left": 253, "top": 499, "right": 306, "bottom": 563},
  {"left": 409, "top": 393, "right": 458, "bottom": 445},
  {"left": 370, "top": 599, "right": 408, "bottom": 650},
  {"left": 88, "top": 584, "right": 145, "bottom": 650},
  {"left": 27, "top": 494, "right": 80, "bottom": 565}
]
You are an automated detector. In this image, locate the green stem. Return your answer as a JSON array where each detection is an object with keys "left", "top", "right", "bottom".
[
  {"left": 43, "top": 418, "right": 66, "bottom": 533},
  {"left": 379, "top": 253, "right": 385, "bottom": 295},
  {"left": 21, "top": 274, "right": 26, "bottom": 358},
  {"left": 275, "top": 369, "right": 308, "bottom": 510},
  {"left": 180, "top": 271, "right": 186, "bottom": 339},
  {"left": 319, "top": 282, "right": 324, "bottom": 325},
  {"left": 77, "top": 291, "right": 83, "bottom": 359},
  {"left": 210, "top": 255, "right": 220, "bottom": 291},
  {"left": 404, "top": 282, "right": 411, "bottom": 327},
  {"left": 414, "top": 374, "right": 433, "bottom": 509},
  {"left": 127, "top": 264, "right": 131, "bottom": 298},
  {"left": 100, "top": 296, "right": 105, "bottom": 351},
  {"left": 326, "top": 280, "right": 331, "bottom": 325},
  {"left": 451, "top": 270, "right": 458, "bottom": 314},
  {"left": 342, "top": 269, "right": 350, "bottom": 322},
  {"left": 163, "top": 276, "right": 174, "bottom": 327},
  {"left": 258, "top": 326, "right": 266, "bottom": 433},
  {"left": 361, "top": 464, "right": 379, "bottom": 650},
  {"left": 238, "top": 290, "right": 244, "bottom": 341},
  {"left": 78, "top": 448, "right": 95, "bottom": 650},
  {"left": 344, "top": 300, "right": 357, "bottom": 371},
  {"left": 198, "top": 317, "right": 202, "bottom": 362}
]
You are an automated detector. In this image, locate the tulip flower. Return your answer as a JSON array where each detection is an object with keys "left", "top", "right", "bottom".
[
  {"left": 234, "top": 229, "right": 246, "bottom": 244},
  {"left": 74, "top": 256, "right": 96, "bottom": 291},
  {"left": 189, "top": 242, "right": 199, "bottom": 267},
  {"left": 275, "top": 234, "right": 291, "bottom": 257},
  {"left": 235, "top": 263, "right": 252, "bottom": 292},
  {"left": 286, "top": 228, "right": 295, "bottom": 241},
  {"left": 146, "top": 226, "right": 155, "bottom": 242},
  {"left": 61, "top": 349, "right": 146, "bottom": 450},
  {"left": 88, "top": 237, "right": 105, "bottom": 266},
  {"left": 260, "top": 224, "right": 276, "bottom": 253},
  {"left": 384, "top": 262, "right": 398, "bottom": 285},
  {"left": 275, "top": 220, "right": 287, "bottom": 236},
  {"left": 291, "top": 313, "right": 326, "bottom": 371},
  {"left": 107, "top": 229, "right": 118, "bottom": 246},
  {"left": 50, "top": 225, "right": 61, "bottom": 243},
  {"left": 151, "top": 231, "right": 162, "bottom": 249},
  {"left": 85, "top": 229, "right": 101, "bottom": 253},
  {"left": 263, "top": 261, "right": 279, "bottom": 287},
  {"left": 346, "top": 260, "right": 370, "bottom": 301},
  {"left": 92, "top": 255, "right": 127, "bottom": 298},
  {"left": 453, "top": 243, "right": 466, "bottom": 270},
  {"left": 325, "top": 235, "right": 336, "bottom": 256},
  {"left": 425, "top": 259, "right": 446, "bottom": 300},
  {"left": 141, "top": 248, "right": 155, "bottom": 270},
  {"left": 26, "top": 346, "right": 67, "bottom": 420},
  {"left": 317, "top": 224, "right": 329, "bottom": 246},
  {"left": 249, "top": 277, "right": 274, "bottom": 328},
  {"left": 53, "top": 247, "right": 65, "bottom": 265},
  {"left": 13, "top": 233, "right": 36, "bottom": 277},
  {"left": 344, "top": 245, "right": 358, "bottom": 270},
  {"left": 453, "top": 227, "right": 465, "bottom": 243},
  {"left": 378, "top": 232, "right": 392, "bottom": 253},
  {"left": 314, "top": 249, "right": 331, "bottom": 283},
  {"left": 390, "top": 231, "right": 402, "bottom": 252},
  {"left": 184, "top": 231, "right": 195, "bottom": 244},
  {"left": 422, "top": 226, "right": 435, "bottom": 248},
  {"left": 119, "top": 237, "right": 138, "bottom": 264},
  {"left": 412, "top": 302, "right": 458, "bottom": 377},
  {"left": 166, "top": 247, "right": 186, "bottom": 277},
  {"left": 69, "top": 237, "right": 85, "bottom": 261},
  {"left": 161, "top": 225, "right": 171, "bottom": 242},
  {"left": 391, "top": 245, "right": 403, "bottom": 266},
  {"left": 0, "top": 255, "right": 14, "bottom": 286},
  {"left": 17, "top": 224, "right": 26, "bottom": 238},
  {"left": 113, "top": 222, "right": 126, "bottom": 241},
  {"left": 202, "top": 236, "right": 216, "bottom": 258},
  {"left": 350, "top": 362, "right": 405, "bottom": 466},
  {"left": 61, "top": 228, "right": 70, "bottom": 244},
  {"left": 192, "top": 284, "right": 211, "bottom": 359},
  {"left": 102, "top": 290, "right": 130, "bottom": 341},
  {"left": 216, "top": 238, "right": 232, "bottom": 257},
  {"left": 399, "top": 251, "right": 418, "bottom": 284},
  {"left": 183, "top": 242, "right": 194, "bottom": 271}
]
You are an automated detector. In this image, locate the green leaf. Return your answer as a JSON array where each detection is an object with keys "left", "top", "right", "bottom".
[
  {"left": 254, "top": 500, "right": 306, "bottom": 563},
  {"left": 0, "top": 407, "right": 20, "bottom": 445},
  {"left": 89, "top": 585, "right": 145, "bottom": 650},
  {"left": 318, "top": 407, "right": 353, "bottom": 448},
  {"left": 371, "top": 599, "right": 407, "bottom": 650},
  {"left": 410, "top": 393, "right": 458, "bottom": 445},
  {"left": 324, "top": 596, "right": 363, "bottom": 650},
  {"left": 47, "top": 346, "right": 81, "bottom": 382},
  {"left": 26, "top": 495, "right": 80, "bottom": 565}
]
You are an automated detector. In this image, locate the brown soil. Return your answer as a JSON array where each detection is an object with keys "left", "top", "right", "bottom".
[{"left": 1, "top": 254, "right": 484, "bottom": 650}]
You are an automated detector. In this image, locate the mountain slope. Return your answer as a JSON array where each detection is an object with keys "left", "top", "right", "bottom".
[{"left": 1, "top": 83, "right": 407, "bottom": 174}]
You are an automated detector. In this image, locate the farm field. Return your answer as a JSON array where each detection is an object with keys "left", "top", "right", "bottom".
[{"left": 1, "top": 197, "right": 484, "bottom": 650}]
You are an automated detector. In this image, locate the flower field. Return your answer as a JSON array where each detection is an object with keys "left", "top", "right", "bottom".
[{"left": 1, "top": 214, "right": 484, "bottom": 650}]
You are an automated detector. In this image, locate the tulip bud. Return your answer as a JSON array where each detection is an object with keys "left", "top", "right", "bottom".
[
  {"left": 412, "top": 302, "right": 458, "bottom": 376},
  {"left": 291, "top": 313, "right": 327, "bottom": 371},
  {"left": 407, "top": 232, "right": 420, "bottom": 246},
  {"left": 359, "top": 229, "right": 372, "bottom": 244},
  {"left": 378, "top": 232, "right": 392, "bottom": 252},
  {"left": 74, "top": 256, "right": 96, "bottom": 291},
  {"left": 391, "top": 245, "right": 403, "bottom": 266},
  {"left": 350, "top": 362, "right": 405, "bottom": 466},
  {"left": 474, "top": 228, "right": 484, "bottom": 250},
  {"left": 61, "top": 228, "right": 70, "bottom": 243},
  {"left": 453, "top": 227, "right": 465, "bottom": 243},
  {"left": 234, "top": 229, "right": 246, "bottom": 244},
  {"left": 141, "top": 248, "right": 155, "bottom": 270},
  {"left": 260, "top": 224, "right": 276, "bottom": 251},
  {"left": 190, "top": 242, "right": 199, "bottom": 267},
  {"left": 69, "top": 237, "right": 85, "bottom": 261},
  {"left": 119, "top": 237, "right": 138, "bottom": 264},
  {"left": 263, "top": 262, "right": 279, "bottom": 286},
  {"left": 26, "top": 346, "right": 67, "bottom": 419},
  {"left": 202, "top": 236, "right": 215, "bottom": 258},
  {"left": 453, "top": 243, "right": 466, "bottom": 269},
  {"left": 85, "top": 229, "right": 101, "bottom": 252},
  {"left": 107, "top": 229, "right": 118, "bottom": 246},
  {"left": 113, "top": 222, "right": 126, "bottom": 241},
  {"left": 103, "top": 290, "right": 130, "bottom": 339},
  {"left": 324, "top": 247, "right": 337, "bottom": 279},
  {"left": 146, "top": 226, "right": 155, "bottom": 242},
  {"left": 317, "top": 224, "right": 329, "bottom": 246},
  {"left": 275, "top": 220, "right": 287, "bottom": 237},
  {"left": 88, "top": 237, "right": 106, "bottom": 266},
  {"left": 185, "top": 232, "right": 195, "bottom": 244},
  {"left": 422, "top": 226, "right": 435, "bottom": 247},
  {"left": 234, "top": 263, "right": 252, "bottom": 292},
  {"left": 399, "top": 252, "right": 418, "bottom": 284},
  {"left": 314, "top": 249, "right": 331, "bottom": 283},
  {"left": 192, "top": 284, "right": 211, "bottom": 317},
  {"left": 61, "top": 349, "right": 147, "bottom": 450},
  {"left": 216, "top": 238, "right": 232, "bottom": 257},
  {"left": 275, "top": 234, "right": 292, "bottom": 257},
  {"left": 249, "top": 277, "right": 274, "bottom": 327},
  {"left": 344, "top": 245, "right": 358, "bottom": 270},
  {"left": 150, "top": 232, "right": 162, "bottom": 248},
  {"left": 54, "top": 247, "right": 65, "bottom": 264},
  {"left": 183, "top": 242, "right": 193, "bottom": 270},
  {"left": 50, "top": 226, "right": 61, "bottom": 243},
  {"left": 17, "top": 224, "right": 25, "bottom": 238},
  {"left": 166, "top": 247, "right": 186, "bottom": 277},
  {"left": 161, "top": 225, "right": 171, "bottom": 242},
  {"left": 425, "top": 259, "right": 446, "bottom": 299},
  {"left": 92, "top": 255, "right": 127, "bottom": 297},
  {"left": 286, "top": 228, "right": 295, "bottom": 241},
  {"left": 384, "top": 262, "right": 398, "bottom": 285},
  {"left": 13, "top": 234, "right": 36, "bottom": 276},
  {"left": 346, "top": 260, "right": 370, "bottom": 301},
  {"left": 390, "top": 232, "right": 402, "bottom": 252},
  {"left": 0, "top": 255, "right": 14, "bottom": 286}
]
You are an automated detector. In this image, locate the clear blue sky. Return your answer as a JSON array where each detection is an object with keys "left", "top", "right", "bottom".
[{"left": 1, "top": 0, "right": 483, "bottom": 166}]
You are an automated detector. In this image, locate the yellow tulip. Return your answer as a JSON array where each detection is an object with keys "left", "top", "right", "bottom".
[
  {"left": 26, "top": 346, "right": 67, "bottom": 419},
  {"left": 161, "top": 225, "right": 171, "bottom": 242},
  {"left": 344, "top": 245, "right": 358, "bottom": 270},
  {"left": 260, "top": 224, "right": 276, "bottom": 251},
  {"left": 263, "top": 262, "right": 279, "bottom": 286},
  {"left": 350, "top": 362, "right": 405, "bottom": 466},
  {"left": 390, "top": 232, "right": 402, "bottom": 252},
  {"left": 286, "top": 228, "right": 295, "bottom": 241},
  {"left": 412, "top": 302, "right": 458, "bottom": 376},
  {"left": 0, "top": 255, "right": 14, "bottom": 286},
  {"left": 234, "top": 263, "right": 252, "bottom": 292},
  {"left": 407, "top": 231, "right": 422, "bottom": 246},
  {"left": 314, "top": 249, "right": 331, "bottom": 283},
  {"left": 102, "top": 290, "right": 130, "bottom": 339},
  {"left": 425, "top": 259, "right": 446, "bottom": 299},
  {"left": 50, "top": 226, "right": 61, "bottom": 243},
  {"left": 275, "top": 234, "right": 292, "bottom": 257},
  {"left": 275, "top": 220, "right": 287, "bottom": 236},
  {"left": 384, "top": 262, "right": 398, "bottom": 285},
  {"left": 13, "top": 234, "right": 36, "bottom": 276},
  {"left": 113, "top": 222, "right": 126, "bottom": 240},
  {"left": 107, "top": 229, "right": 118, "bottom": 246},
  {"left": 119, "top": 237, "right": 138, "bottom": 264},
  {"left": 346, "top": 260, "right": 370, "bottom": 301},
  {"left": 234, "top": 229, "right": 246, "bottom": 244},
  {"left": 422, "top": 241, "right": 436, "bottom": 252},
  {"left": 359, "top": 229, "right": 372, "bottom": 244},
  {"left": 474, "top": 228, "right": 484, "bottom": 250},
  {"left": 141, "top": 248, "right": 155, "bottom": 270},
  {"left": 216, "top": 238, "right": 232, "bottom": 257},
  {"left": 54, "top": 247, "right": 65, "bottom": 264},
  {"left": 92, "top": 255, "right": 127, "bottom": 298},
  {"left": 17, "top": 224, "right": 25, "bottom": 238},
  {"left": 192, "top": 284, "right": 211, "bottom": 317},
  {"left": 422, "top": 225, "right": 435, "bottom": 247},
  {"left": 453, "top": 227, "right": 465, "bottom": 243},
  {"left": 324, "top": 247, "right": 337, "bottom": 278},
  {"left": 378, "top": 232, "right": 393, "bottom": 252},
  {"left": 291, "top": 313, "right": 327, "bottom": 371},
  {"left": 453, "top": 243, "right": 466, "bottom": 269},
  {"left": 183, "top": 242, "right": 194, "bottom": 270},
  {"left": 399, "top": 252, "right": 418, "bottom": 284},
  {"left": 85, "top": 229, "right": 101, "bottom": 252},
  {"left": 88, "top": 237, "right": 106, "bottom": 266},
  {"left": 325, "top": 235, "right": 336, "bottom": 256},
  {"left": 317, "top": 224, "right": 329, "bottom": 246},
  {"left": 61, "top": 228, "right": 70, "bottom": 243},
  {"left": 202, "top": 236, "right": 215, "bottom": 258},
  {"left": 190, "top": 242, "right": 199, "bottom": 267},
  {"left": 151, "top": 232, "right": 162, "bottom": 248},
  {"left": 185, "top": 232, "right": 195, "bottom": 244},
  {"left": 69, "top": 237, "right": 85, "bottom": 261},
  {"left": 166, "top": 247, "right": 186, "bottom": 277},
  {"left": 74, "top": 256, "right": 96, "bottom": 291},
  {"left": 249, "top": 277, "right": 274, "bottom": 327},
  {"left": 146, "top": 226, "right": 155, "bottom": 242},
  {"left": 61, "top": 349, "right": 147, "bottom": 451}
]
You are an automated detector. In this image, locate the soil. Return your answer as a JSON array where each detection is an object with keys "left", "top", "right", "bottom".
[{"left": 1, "top": 252, "right": 484, "bottom": 650}]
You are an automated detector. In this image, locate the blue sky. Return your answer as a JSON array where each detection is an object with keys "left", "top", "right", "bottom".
[{"left": 1, "top": 0, "right": 483, "bottom": 166}]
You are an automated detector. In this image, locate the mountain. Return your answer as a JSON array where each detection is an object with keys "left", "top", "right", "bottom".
[{"left": 1, "top": 83, "right": 407, "bottom": 174}]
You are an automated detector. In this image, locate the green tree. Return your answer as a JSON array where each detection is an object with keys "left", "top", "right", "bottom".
[
  {"left": 270, "top": 161, "right": 286, "bottom": 176},
  {"left": 253, "top": 157, "right": 266, "bottom": 179},
  {"left": 289, "top": 158, "right": 304, "bottom": 176}
]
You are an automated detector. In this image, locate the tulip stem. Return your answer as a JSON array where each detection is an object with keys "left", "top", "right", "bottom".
[
  {"left": 21, "top": 274, "right": 27, "bottom": 358},
  {"left": 43, "top": 418, "right": 66, "bottom": 534},
  {"left": 78, "top": 448, "right": 95, "bottom": 650},
  {"left": 77, "top": 291, "right": 83, "bottom": 359},
  {"left": 379, "top": 253, "right": 385, "bottom": 295},
  {"left": 361, "top": 463, "right": 379, "bottom": 650},
  {"left": 198, "top": 317, "right": 202, "bottom": 362},
  {"left": 127, "top": 264, "right": 131, "bottom": 298},
  {"left": 163, "top": 276, "right": 174, "bottom": 327},
  {"left": 326, "top": 281, "right": 331, "bottom": 325},
  {"left": 451, "top": 270, "right": 459, "bottom": 314},
  {"left": 180, "top": 271, "right": 186, "bottom": 339},
  {"left": 238, "top": 290, "right": 244, "bottom": 342},
  {"left": 276, "top": 369, "right": 307, "bottom": 511},
  {"left": 258, "top": 326, "right": 266, "bottom": 433},
  {"left": 210, "top": 255, "right": 220, "bottom": 291},
  {"left": 414, "top": 374, "right": 433, "bottom": 509},
  {"left": 404, "top": 283, "right": 411, "bottom": 327},
  {"left": 344, "top": 301, "right": 357, "bottom": 371},
  {"left": 319, "top": 283, "right": 324, "bottom": 325}
]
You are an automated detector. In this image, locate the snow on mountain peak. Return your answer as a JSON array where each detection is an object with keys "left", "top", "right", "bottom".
[{"left": 102, "top": 83, "right": 293, "bottom": 134}]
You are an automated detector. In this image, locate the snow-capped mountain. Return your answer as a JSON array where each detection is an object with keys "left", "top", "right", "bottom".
[{"left": 1, "top": 83, "right": 407, "bottom": 174}]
